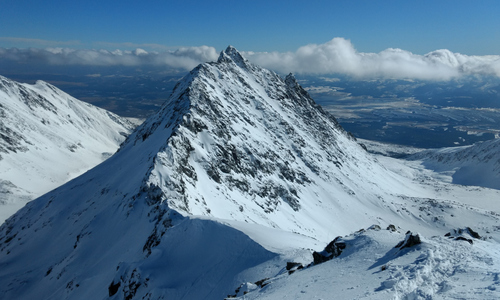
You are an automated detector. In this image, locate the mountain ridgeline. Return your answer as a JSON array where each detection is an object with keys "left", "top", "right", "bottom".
[
  {"left": 0, "top": 75, "right": 136, "bottom": 223},
  {"left": 127, "top": 45, "right": 360, "bottom": 218}
]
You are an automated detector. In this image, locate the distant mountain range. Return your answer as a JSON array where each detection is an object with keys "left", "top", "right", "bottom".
[{"left": 0, "top": 47, "right": 499, "bottom": 300}]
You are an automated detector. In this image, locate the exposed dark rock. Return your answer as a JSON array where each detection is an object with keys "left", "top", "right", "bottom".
[
  {"left": 455, "top": 236, "right": 473, "bottom": 244},
  {"left": 368, "top": 225, "right": 381, "bottom": 231},
  {"left": 286, "top": 261, "right": 302, "bottom": 271},
  {"left": 325, "top": 237, "right": 347, "bottom": 255},
  {"left": 395, "top": 232, "right": 421, "bottom": 250},
  {"left": 444, "top": 227, "right": 481, "bottom": 244},
  {"left": 254, "top": 278, "right": 270, "bottom": 288},
  {"left": 144, "top": 184, "right": 163, "bottom": 206},
  {"left": 142, "top": 208, "right": 174, "bottom": 256},
  {"left": 108, "top": 281, "right": 121, "bottom": 297},
  {"left": 313, "top": 236, "right": 346, "bottom": 264},
  {"left": 206, "top": 163, "right": 222, "bottom": 183},
  {"left": 387, "top": 224, "right": 397, "bottom": 232},
  {"left": 466, "top": 227, "right": 481, "bottom": 239},
  {"left": 312, "top": 251, "right": 331, "bottom": 265}
]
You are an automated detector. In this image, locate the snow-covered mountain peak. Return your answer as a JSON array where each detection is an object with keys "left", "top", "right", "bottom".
[
  {"left": 122, "top": 46, "right": 376, "bottom": 227},
  {"left": 106, "top": 46, "right": 472, "bottom": 247},
  {"left": 217, "top": 45, "right": 250, "bottom": 68}
]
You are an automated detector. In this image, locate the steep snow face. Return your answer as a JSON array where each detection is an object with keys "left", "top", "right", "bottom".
[
  {"left": 409, "top": 138, "right": 500, "bottom": 190},
  {"left": 0, "top": 47, "right": 499, "bottom": 300},
  {"left": 0, "top": 75, "right": 135, "bottom": 222}
]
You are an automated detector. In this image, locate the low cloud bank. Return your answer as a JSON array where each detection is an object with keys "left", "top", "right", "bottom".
[
  {"left": 1, "top": 38, "right": 499, "bottom": 80},
  {"left": 246, "top": 38, "right": 500, "bottom": 81},
  {"left": 0, "top": 46, "right": 218, "bottom": 71}
]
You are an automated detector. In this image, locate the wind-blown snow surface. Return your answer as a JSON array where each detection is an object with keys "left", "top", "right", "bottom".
[
  {"left": 0, "top": 47, "right": 499, "bottom": 300},
  {"left": 0, "top": 75, "right": 135, "bottom": 222},
  {"left": 232, "top": 227, "right": 500, "bottom": 300}
]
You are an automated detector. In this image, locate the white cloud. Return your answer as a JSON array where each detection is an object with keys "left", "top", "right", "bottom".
[
  {"left": 0, "top": 46, "right": 219, "bottom": 70},
  {"left": 245, "top": 38, "right": 500, "bottom": 81},
  {"left": 1, "top": 38, "right": 499, "bottom": 81}
]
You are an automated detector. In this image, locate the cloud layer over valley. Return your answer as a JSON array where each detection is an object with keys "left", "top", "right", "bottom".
[
  {"left": 1, "top": 38, "right": 499, "bottom": 81},
  {"left": 246, "top": 38, "right": 500, "bottom": 80},
  {"left": 0, "top": 45, "right": 219, "bottom": 71}
]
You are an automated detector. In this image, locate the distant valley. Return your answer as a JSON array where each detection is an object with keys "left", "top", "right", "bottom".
[{"left": 6, "top": 69, "right": 499, "bottom": 149}]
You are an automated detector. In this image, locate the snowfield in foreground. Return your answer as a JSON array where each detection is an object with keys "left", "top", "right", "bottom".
[
  {"left": 0, "top": 47, "right": 499, "bottom": 300},
  {"left": 230, "top": 226, "right": 500, "bottom": 300}
]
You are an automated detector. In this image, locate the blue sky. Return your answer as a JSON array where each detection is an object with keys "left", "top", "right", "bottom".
[
  {"left": 1, "top": 0, "right": 499, "bottom": 55},
  {"left": 1, "top": 0, "right": 499, "bottom": 80}
]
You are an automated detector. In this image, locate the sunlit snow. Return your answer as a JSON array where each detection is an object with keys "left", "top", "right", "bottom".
[{"left": 0, "top": 47, "right": 498, "bottom": 300}]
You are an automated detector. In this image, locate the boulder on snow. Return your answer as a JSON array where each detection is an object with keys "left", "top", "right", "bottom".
[
  {"left": 466, "top": 227, "right": 481, "bottom": 239},
  {"left": 254, "top": 278, "right": 270, "bottom": 288},
  {"left": 395, "top": 231, "right": 421, "bottom": 250},
  {"left": 313, "top": 236, "right": 346, "bottom": 264},
  {"left": 444, "top": 227, "right": 481, "bottom": 244},
  {"left": 312, "top": 251, "right": 331, "bottom": 265},
  {"left": 286, "top": 261, "right": 303, "bottom": 271}
]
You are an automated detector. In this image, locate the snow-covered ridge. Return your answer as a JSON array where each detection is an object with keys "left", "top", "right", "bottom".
[
  {"left": 409, "top": 138, "right": 500, "bottom": 190},
  {"left": 0, "top": 47, "right": 499, "bottom": 300},
  {"left": 0, "top": 75, "right": 136, "bottom": 222}
]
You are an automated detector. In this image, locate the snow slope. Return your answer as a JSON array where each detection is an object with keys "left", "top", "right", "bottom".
[
  {"left": 0, "top": 75, "right": 136, "bottom": 222},
  {"left": 232, "top": 226, "right": 500, "bottom": 300},
  {"left": 408, "top": 138, "right": 500, "bottom": 190},
  {"left": 0, "top": 47, "right": 499, "bottom": 300}
]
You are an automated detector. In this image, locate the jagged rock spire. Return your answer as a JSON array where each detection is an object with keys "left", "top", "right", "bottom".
[
  {"left": 217, "top": 45, "right": 249, "bottom": 68},
  {"left": 285, "top": 72, "right": 312, "bottom": 101},
  {"left": 285, "top": 73, "right": 298, "bottom": 87}
]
